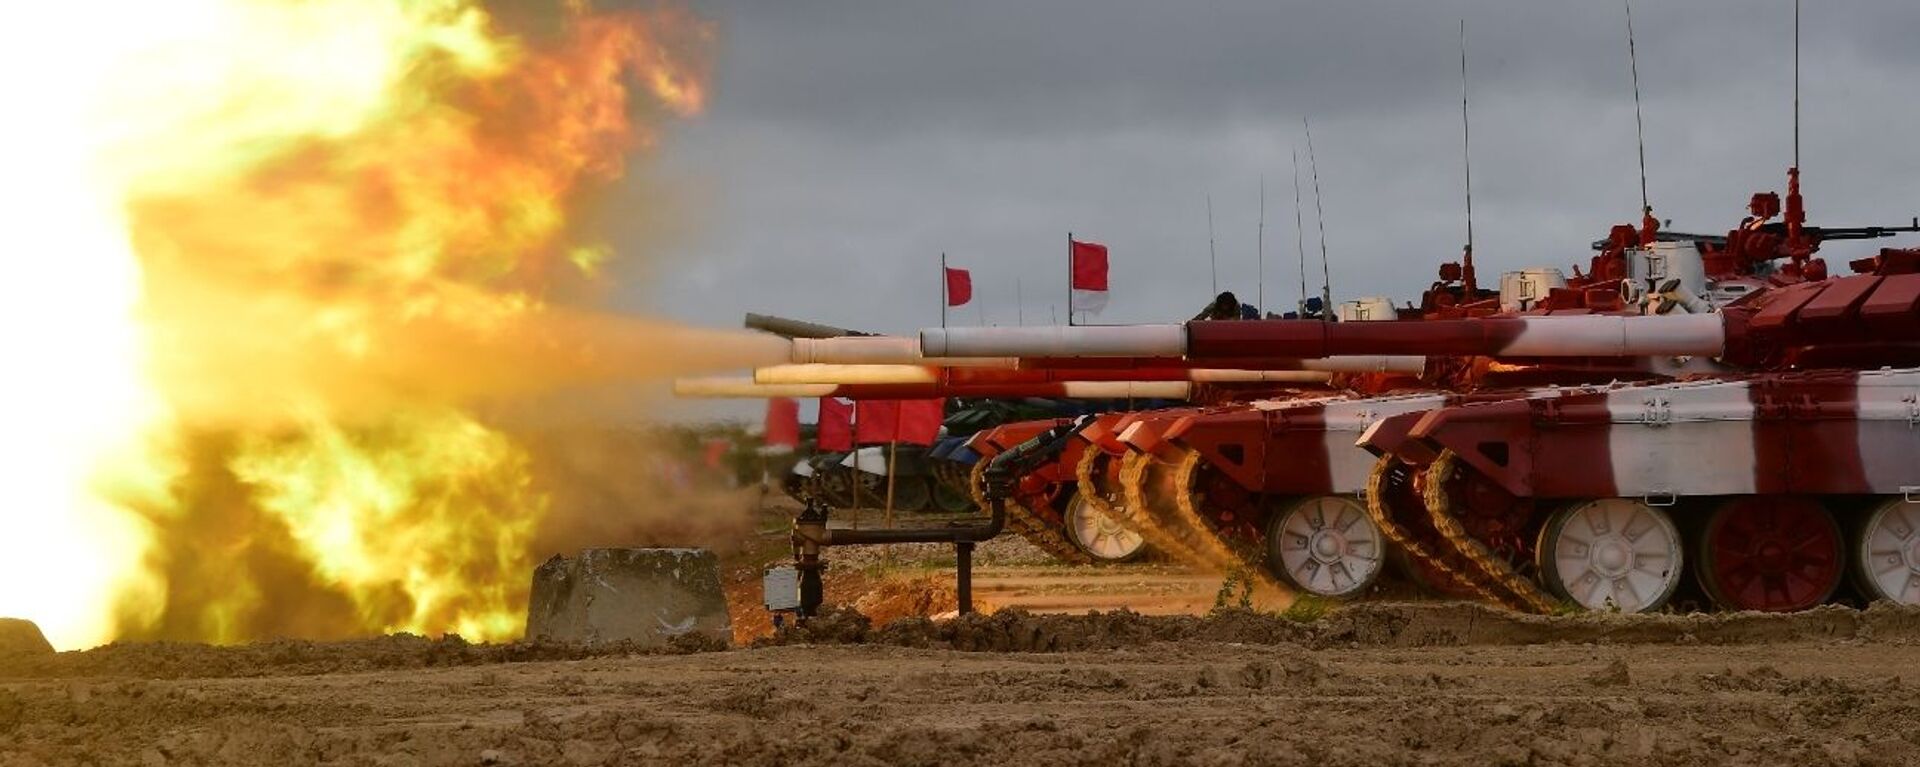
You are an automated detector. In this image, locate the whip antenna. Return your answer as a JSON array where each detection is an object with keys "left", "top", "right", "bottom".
[
  {"left": 1206, "top": 194, "right": 1218, "bottom": 297},
  {"left": 1793, "top": 0, "right": 1800, "bottom": 169},
  {"left": 1291, "top": 147, "right": 1308, "bottom": 317},
  {"left": 1257, "top": 176, "right": 1266, "bottom": 315},
  {"left": 1458, "top": 19, "right": 1478, "bottom": 294},
  {"left": 1624, "top": 0, "right": 1651, "bottom": 224},
  {"left": 1304, "top": 117, "right": 1332, "bottom": 321}
]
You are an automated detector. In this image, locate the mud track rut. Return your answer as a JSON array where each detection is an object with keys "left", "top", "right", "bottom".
[{"left": 9, "top": 603, "right": 1920, "bottom": 766}]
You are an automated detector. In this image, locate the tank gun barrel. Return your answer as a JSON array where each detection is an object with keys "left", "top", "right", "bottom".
[
  {"left": 921, "top": 314, "right": 1727, "bottom": 360},
  {"left": 743, "top": 312, "right": 874, "bottom": 339},
  {"left": 788, "top": 336, "right": 1015, "bottom": 367},
  {"left": 751, "top": 364, "right": 1333, "bottom": 386},
  {"left": 786, "top": 334, "right": 1421, "bottom": 373},
  {"left": 671, "top": 377, "right": 1193, "bottom": 400}
]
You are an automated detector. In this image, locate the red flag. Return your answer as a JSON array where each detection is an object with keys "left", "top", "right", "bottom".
[
  {"left": 854, "top": 400, "right": 898, "bottom": 445},
  {"left": 763, "top": 397, "right": 800, "bottom": 449},
  {"left": 1070, "top": 239, "right": 1110, "bottom": 315},
  {"left": 855, "top": 399, "right": 945, "bottom": 446},
  {"left": 945, "top": 267, "right": 972, "bottom": 307},
  {"left": 896, "top": 398, "right": 946, "bottom": 446},
  {"left": 817, "top": 397, "right": 854, "bottom": 452}
]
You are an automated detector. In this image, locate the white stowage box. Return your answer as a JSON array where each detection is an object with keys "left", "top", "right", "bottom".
[
  {"left": 1337, "top": 296, "right": 1396, "bottom": 322},
  {"left": 1499, "top": 268, "right": 1568, "bottom": 311},
  {"left": 1626, "top": 241, "right": 1708, "bottom": 302}
]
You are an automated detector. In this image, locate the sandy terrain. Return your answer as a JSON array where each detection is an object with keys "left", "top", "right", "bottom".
[{"left": 6, "top": 603, "right": 1920, "bottom": 766}]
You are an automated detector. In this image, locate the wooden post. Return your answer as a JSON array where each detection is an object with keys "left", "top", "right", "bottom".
[
  {"left": 883, "top": 438, "right": 900, "bottom": 530},
  {"left": 849, "top": 445, "right": 862, "bottom": 529}
]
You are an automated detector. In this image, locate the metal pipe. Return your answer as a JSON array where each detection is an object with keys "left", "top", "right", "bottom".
[
  {"left": 799, "top": 492, "right": 1007, "bottom": 547},
  {"left": 955, "top": 541, "right": 975, "bottom": 615}
]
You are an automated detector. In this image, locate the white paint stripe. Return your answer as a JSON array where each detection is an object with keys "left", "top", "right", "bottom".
[
  {"left": 920, "top": 325, "right": 1187, "bottom": 358},
  {"left": 1319, "top": 394, "right": 1450, "bottom": 491},
  {"left": 1505, "top": 314, "right": 1725, "bottom": 357},
  {"left": 1605, "top": 379, "right": 1756, "bottom": 496},
  {"left": 1856, "top": 368, "right": 1920, "bottom": 494}
]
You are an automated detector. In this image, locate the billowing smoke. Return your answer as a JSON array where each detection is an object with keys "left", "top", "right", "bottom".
[{"left": 0, "top": 0, "right": 775, "bottom": 648}]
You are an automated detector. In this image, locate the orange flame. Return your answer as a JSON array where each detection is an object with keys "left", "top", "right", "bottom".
[{"left": 0, "top": 1, "right": 738, "bottom": 648}]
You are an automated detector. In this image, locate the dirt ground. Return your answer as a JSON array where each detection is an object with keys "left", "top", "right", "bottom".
[
  {"left": 7, "top": 603, "right": 1920, "bottom": 766},
  {"left": 7, "top": 500, "right": 1919, "bottom": 766}
]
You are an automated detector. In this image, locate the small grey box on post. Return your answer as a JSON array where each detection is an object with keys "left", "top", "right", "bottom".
[{"left": 525, "top": 548, "right": 732, "bottom": 647}]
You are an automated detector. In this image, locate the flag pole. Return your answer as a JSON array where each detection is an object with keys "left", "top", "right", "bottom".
[
  {"left": 884, "top": 436, "right": 899, "bottom": 530},
  {"left": 941, "top": 252, "right": 948, "bottom": 328},
  {"left": 1016, "top": 277, "right": 1025, "bottom": 325},
  {"left": 879, "top": 399, "right": 902, "bottom": 526},
  {"left": 849, "top": 440, "right": 862, "bottom": 524},
  {"left": 1066, "top": 232, "right": 1074, "bottom": 326}
]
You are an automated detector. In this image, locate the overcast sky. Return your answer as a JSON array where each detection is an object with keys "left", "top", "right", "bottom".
[{"left": 616, "top": 1, "right": 1920, "bottom": 419}]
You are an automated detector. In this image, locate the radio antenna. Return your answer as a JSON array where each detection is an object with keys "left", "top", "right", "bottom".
[
  {"left": 1206, "top": 193, "right": 1219, "bottom": 297},
  {"left": 1257, "top": 176, "right": 1266, "bottom": 316},
  {"left": 1624, "top": 0, "right": 1654, "bottom": 240},
  {"left": 1291, "top": 147, "right": 1308, "bottom": 317},
  {"left": 1304, "top": 117, "right": 1332, "bottom": 321},
  {"left": 1784, "top": 0, "right": 1808, "bottom": 263},
  {"left": 1458, "top": 19, "right": 1478, "bottom": 294}
]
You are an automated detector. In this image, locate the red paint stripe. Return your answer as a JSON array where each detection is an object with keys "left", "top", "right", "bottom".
[
  {"left": 1527, "top": 389, "right": 1619, "bottom": 499},
  {"left": 1772, "top": 371, "right": 1866, "bottom": 494}
]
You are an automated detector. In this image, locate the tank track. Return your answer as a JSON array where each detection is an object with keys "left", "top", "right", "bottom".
[
  {"left": 969, "top": 462, "right": 1094, "bottom": 565},
  {"left": 1165, "top": 450, "right": 1285, "bottom": 593},
  {"left": 1117, "top": 452, "right": 1219, "bottom": 567},
  {"left": 1119, "top": 450, "right": 1285, "bottom": 599},
  {"left": 1074, "top": 447, "right": 1123, "bottom": 518},
  {"left": 1419, "top": 451, "right": 1559, "bottom": 613},
  {"left": 1361, "top": 453, "right": 1561, "bottom": 612},
  {"left": 1363, "top": 455, "right": 1517, "bottom": 608}
]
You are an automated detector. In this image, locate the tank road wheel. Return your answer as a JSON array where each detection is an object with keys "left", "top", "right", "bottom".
[
  {"left": 1065, "top": 492, "right": 1147, "bottom": 563},
  {"left": 1851, "top": 498, "right": 1920, "bottom": 605},
  {"left": 932, "top": 475, "right": 976, "bottom": 513},
  {"left": 888, "top": 476, "right": 934, "bottom": 514},
  {"left": 817, "top": 469, "right": 857, "bottom": 509},
  {"left": 1536, "top": 499, "right": 1684, "bottom": 613},
  {"left": 1696, "top": 497, "right": 1843, "bottom": 612},
  {"left": 1265, "top": 495, "right": 1384, "bottom": 599}
]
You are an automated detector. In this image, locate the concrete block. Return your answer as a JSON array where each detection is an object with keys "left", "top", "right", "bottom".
[
  {"left": 0, "top": 618, "right": 52, "bottom": 656},
  {"left": 525, "top": 548, "right": 732, "bottom": 647}
]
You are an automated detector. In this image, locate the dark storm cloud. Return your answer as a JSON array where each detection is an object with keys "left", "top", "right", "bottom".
[{"left": 622, "top": 1, "right": 1920, "bottom": 416}]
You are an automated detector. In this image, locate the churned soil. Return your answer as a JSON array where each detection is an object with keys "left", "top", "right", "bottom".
[{"left": 7, "top": 603, "right": 1920, "bottom": 766}]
